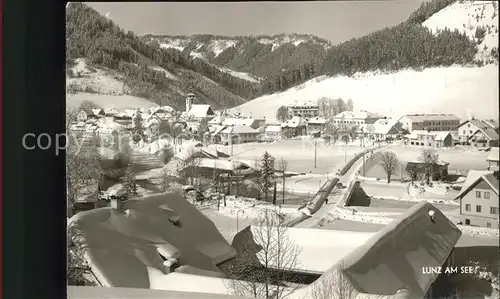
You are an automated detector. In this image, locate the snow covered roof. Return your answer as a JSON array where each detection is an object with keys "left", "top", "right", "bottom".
[
  {"left": 306, "top": 117, "right": 327, "bottom": 125},
  {"left": 408, "top": 130, "right": 451, "bottom": 141},
  {"left": 209, "top": 115, "right": 225, "bottom": 125},
  {"left": 237, "top": 227, "right": 375, "bottom": 274},
  {"left": 68, "top": 193, "right": 237, "bottom": 289},
  {"left": 91, "top": 108, "right": 105, "bottom": 116},
  {"left": 487, "top": 147, "right": 499, "bottom": 162},
  {"left": 469, "top": 127, "right": 499, "bottom": 141},
  {"left": 265, "top": 125, "right": 282, "bottom": 133},
  {"left": 282, "top": 116, "right": 307, "bottom": 128},
  {"left": 333, "top": 110, "right": 374, "bottom": 120},
  {"left": 365, "top": 118, "right": 401, "bottom": 135},
  {"left": 458, "top": 118, "right": 497, "bottom": 131},
  {"left": 188, "top": 105, "right": 215, "bottom": 118},
  {"left": 68, "top": 286, "right": 251, "bottom": 299},
  {"left": 104, "top": 108, "right": 119, "bottom": 115},
  {"left": 184, "top": 158, "right": 246, "bottom": 172},
  {"left": 403, "top": 113, "right": 460, "bottom": 122},
  {"left": 290, "top": 202, "right": 461, "bottom": 299},
  {"left": 455, "top": 170, "right": 494, "bottom": 199},
  {"left": 212, "top": 125, "right": 227, "bottom": 136},
  {"left": 221, "top": 125, "right": 258, "bottom": 134}
]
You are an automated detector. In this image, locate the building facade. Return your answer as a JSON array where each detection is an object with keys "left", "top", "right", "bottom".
[
  {"left": 408, "top": 130, "right": 453, "bottom": 148},
  {"left": 468, "top": 128, "right": 499, "bottom": 148},
  {"left": 220, "top": 125, "right": 260, "bottom": 144},
  {"left": 456, "top": 171, "right": 499, "bottom": 228},
  {"left": 400, "top": 113, "right": 460, "bottom": 133},
  {"left": 306, "top": 117, "right": 327, "bottom": 133},
  {"left": 332, "top": 111, "right": 385, "bottom": 130},
  {"left": 286, "top": 105, "right": 319, "bottom": 118},
  {"left": 456, "top": 118, "right": 499, "bottom": 145}
]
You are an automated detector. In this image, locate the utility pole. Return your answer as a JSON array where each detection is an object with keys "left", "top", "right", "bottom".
[{"left": 314, "top": 138, "right": 317, "bottom": 169}]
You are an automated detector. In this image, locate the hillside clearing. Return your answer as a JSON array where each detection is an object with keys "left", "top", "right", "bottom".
[
  {"left": 66, "top": 93, "right": 158, "bottom": 110},
  {"left": 231, "top": 64, "right": 499, "bottom": 121}
]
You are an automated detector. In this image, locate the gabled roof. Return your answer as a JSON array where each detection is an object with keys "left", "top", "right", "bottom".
[
  {"left": 409, "top": 130, "right": 451, "bottom": 141},
  {"left": 188, "top": 105, "right": 215, "bottom": 118},
  {"left": 221, "top": 125, "right": 258, "bottom": 134},
  {"left": 91, "top": 108, "right": 105, "bottom": 116},
  {"left": 458, "top": 118, "right": 499, "bottom": 131},
  {"left": 68, "top": 193, "right": 237, "bottom": 289},
  {"left": 366, "top": 118, "right": 402, "bottom": 135},
  {"left": 307, "top": 117, "right": 327, "bottom": 125},
  {"left": 282, "top": 116, "right": 307, "bottom": 128},
  {"left": 334, "top": 110, "right": 372, "bottom": 120},
  {"left": 469, "top": 127, "right": 499, "bottom": 141},
  {"left": 291, "top": 202, "right": 461, "bottom": 299},
  {"left": 487, "top": 147, "right": 499, "bottom": 162},
  {"left": 209, "top": 115, "right": 225, "bottom": 125},
  {"left": 455, "top": 170, "right": 497, "bottom": 199}
]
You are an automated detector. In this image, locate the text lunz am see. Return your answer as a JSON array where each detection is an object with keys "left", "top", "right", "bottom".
[{"left": 422, "top": 266, "right": 480, "bottom": 275}]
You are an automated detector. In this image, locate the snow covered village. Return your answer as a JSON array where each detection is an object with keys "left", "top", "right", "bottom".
[{"left": 66, "top": 1, "right": 499, "bottom": 299}]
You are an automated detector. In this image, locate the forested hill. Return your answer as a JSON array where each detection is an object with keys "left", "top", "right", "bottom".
[
  {"left": 142, "top": 34, "right": 331, "bottom": 80},
  {"left": 67, "top": 0, "right": 498, "bottom": 109},
  {"left": 66, "top": 3, "right": 257, "bottom": 110}
]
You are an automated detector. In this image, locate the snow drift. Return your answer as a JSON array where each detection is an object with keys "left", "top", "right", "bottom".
[{"left": 68, "top": 193, "right": 237, "bottom": 289}]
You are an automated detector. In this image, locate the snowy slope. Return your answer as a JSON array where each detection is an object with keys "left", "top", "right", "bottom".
[
  {"left": 231, "top": 65, "right": 499, "bottom": 121},
  {"left": 423, "top": 0, "right": 499, "bottom": 62},
  {"left": 220, "top": 67, "right": 262, "bottom": 83}
]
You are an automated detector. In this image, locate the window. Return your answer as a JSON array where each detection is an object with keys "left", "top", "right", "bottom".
[
  {"left": 476, "top": 191, "right": 481, "bottom": 198},
  {"left": 465, "top": 219, "right": 470, "bottom": 225},
  {"left": 487, "top": 222, "right": 492, "bottom": 228},
  {"left": 476, "top": 205, "right": 482, "bottom": 213},
  {"left": 490, "top": 207, "right": 499, "bottom": 215},
  {"left": 465, "top": 204, "right": 471, "bottom": 211},
  {"left": 484, "top": 192, "right": 490, "bottom": 199},
  {"left": 467, "top": 124, "right": 470, "bottom": 127}
]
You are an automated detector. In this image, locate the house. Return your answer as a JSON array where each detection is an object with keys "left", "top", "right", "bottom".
[
  {"left": 113, "top": 112, "right": 133, "bottom": 126},
  {"left": 67, "top": 193, "right": 238, "bottom": 290},
  {"left": 455, "top": 170, "right": 499, "bottom": 228},
  {"left": 104, "top": 108, "right": 119, "bottom": 117},
  {"left": 399, "top": 113, "right": 460, "bottom": 133},
  {"left": 77, "top": 110, "right": 92, "bottom": 122},
  {"left": 332, "top": 110, "right": 385, "bottom": 130},
  {"left": 220, "top": 125, "right": 260, "bottom": 144},
  {"left": 221, "top": 118, "right": 262, "bottom": 130},
  {"left": 486, "top": 147, "right": 499, "bottom": 171},
  {"left": 184, "top": 93, "right": 215, "bottom": 120},
  {"left": 144, "top": 118, "right": 161, "bottom": 137},
  {"left": 286, "top": 105, "right": 319, "bottom": 118},
  {"left": 179, "top": 158, "right": 258, "bottom": 178},
  {"left": 364, "top": 118, "right": 403, "bottom": 141},
  {"left": 306, "top": 117, "right": 327, "bottom": 133},
  {"left": 456, "top": 118, "right": 499, "bottom": 145},
  {"left": 468, "top": 127, "right": 499, "bottom": 148},
  {"left": 91, "top": 108, "right": 105, "bottom": 118},
  {"left": 264, "top": 125, "right": 283, "bottom": 140},
  {"left": 408, "top": 130, "right": 453, "bottom": 148},
  {"left": 406, "top": 159, "right": 449, "bottom": 181},
  {"left": 281, "top": 116, "right": 307, "bottom": 138},
  {"left": 232, "top": 202, "right": 461, "bottom": 299}
]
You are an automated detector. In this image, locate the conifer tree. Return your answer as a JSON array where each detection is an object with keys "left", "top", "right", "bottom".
[{"left": 259, "top": 151, "right": 275, "bottom": 201}]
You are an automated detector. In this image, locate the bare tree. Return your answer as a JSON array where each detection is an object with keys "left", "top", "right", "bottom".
[
  {"left": 309, "top": 262, "right": 357, "bottom": 299},
  {"left": 418, "top": 149, "right": 439, "bottom": 184},
  {"left": 66, "top": 109, "right": 102, "bottom": 216},
  {"left": 276, "top": 158, "right": 288, "bottom": 205},
  {"left": 380, "top": 151, "right": 399, "bottom": 183},
  {"left": 224, "top": 208, "right": 301, "bottom": 299},
  {"left": 67, "top": 222, "right": 99, "bottom": 286},
  {"left": 276, "top": 106, "right": 290, "bottom": 123}
]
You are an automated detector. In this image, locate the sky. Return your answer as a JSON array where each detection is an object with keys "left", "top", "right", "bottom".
[{"left": 86, "top": 1, "right": 426, "bottom": 45}]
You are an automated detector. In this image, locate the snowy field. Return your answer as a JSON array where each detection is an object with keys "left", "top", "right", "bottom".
[
  {"left": 209, "top": 139, "right": 369, "bottom": 175},
  {"left": 367, "top": 144, "right": 489, "bottom": 173},
  {"left": 66, "top": 93, "right": 159, "bottom": 110},
  {"left": 231, "top": 64, "right": 499, "bottom": 122}
]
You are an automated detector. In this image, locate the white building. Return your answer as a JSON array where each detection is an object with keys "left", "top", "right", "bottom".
[
  {"left": 332, "top": 110, "right": 384, "bottom": 129},
  {"left": 220, "top": 125, "right": 260, "bottom": 144},
  {"left": 399, "top": 113, "right": 460, "bottom": 133},
  {"left": 456, "top": 118, "right": 499, "bottom": 145}
]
